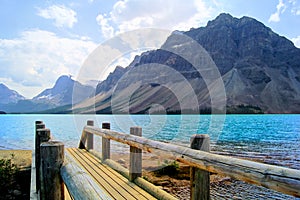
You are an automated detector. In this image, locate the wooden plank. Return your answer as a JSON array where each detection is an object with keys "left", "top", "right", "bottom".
[
  {"left": 76, "top": 148, "right": 156, "bottom": 200},
  {"left": 61, "top": 152, "right": 112, "bottom": 200},
  {"left": 84, "top": 126, "right": 300, "bottom": 197},
  {"left": 68, "top": 148, "right": 128, "bottom": 200},
  {"left": 67, "top": 148, "right": 129, "bottom": 200},
  {"left": 72, "top": 148, "right": 154, "bottom": 200},
  {"left": 89, "top": 150, "right": 177, "bottom": 200}
]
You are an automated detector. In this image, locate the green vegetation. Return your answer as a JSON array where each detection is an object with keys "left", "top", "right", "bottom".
[
  {"left": 226, "top": 104, "right": 264, "bottom": 114},
  {"left": 0, "top": 154, "right": 19, "bottom": 193},
  {"left": 156, "top": 160, "right": 180, "bottom": 176}
]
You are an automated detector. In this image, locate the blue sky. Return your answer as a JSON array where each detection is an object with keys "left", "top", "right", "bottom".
[{"left": 0, "top": 0, "right": 299, "bottom": 98}]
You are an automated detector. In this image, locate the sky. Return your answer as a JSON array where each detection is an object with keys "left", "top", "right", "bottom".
[{"left": 0, "top": 0, "right": 299, "bottom": 98}]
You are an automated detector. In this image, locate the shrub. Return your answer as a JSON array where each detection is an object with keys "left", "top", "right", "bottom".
[
  {"left": 156, "top": 160, "right": 179, "bottom": 176},
  {"left": 0, "top": 154, "right": 19, "bottom": 192}
]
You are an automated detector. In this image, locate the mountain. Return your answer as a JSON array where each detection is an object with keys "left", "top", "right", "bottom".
[
  {"left": 33, "top": 75, "right": 95, "bottom": 106},
  {"left": 46, "top": 14, "right": 300, "bottom": 114},
  {"left": 0, "top": 75, "right": 95, "bottom": 113},
  {"left": 0, "top": 83, "right": 25, "bottom": 104}
]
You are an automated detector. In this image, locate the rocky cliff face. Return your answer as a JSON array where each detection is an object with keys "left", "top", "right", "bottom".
[
  {"left": 74, "top": 13, "right": 300, "bottom": 114},
  {"left": 184, "top": 13, "right": 300, "bottom": 113}
]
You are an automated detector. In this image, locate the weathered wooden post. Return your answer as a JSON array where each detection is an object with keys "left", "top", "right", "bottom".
[
  {"left": 36, "top": 126, "right": 50, "bottom": 193},
  {"left": 190, "top": 134, "right": 210, "bottom": 200},
  {"left": 35, "top": 121, "right": 44, "bottom": 192},
  {"left": 40, "top": 141, "right": 64, "bottom": 200},
  {"left": 102, "top": 122, "right": 111, "bottom": 161},
  {"left": 86, "top": 120, "right": 94, "bottom": 150},
  {"left": 129, "top": 127, "right": 142, "bottom": 181}
]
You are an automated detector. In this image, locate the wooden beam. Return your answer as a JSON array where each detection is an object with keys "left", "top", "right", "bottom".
[
  {"left": 84, "top": 126, "right": 300, "bottom": 197},
  {"left": 102, "top": 122, "right": 111, "bottom": 161},
  {"left": 86, "top": 120, "right": 94, "bottom": 150},
  {"left": 35, "top": 127, "right": 50, "bottom": 193},
  {"left": 102, "top": 159, "right": 177, "bottom": 200},
  {"left": 40, "top": 141, "right": 64, "bottom": 200},
  {"left": 190, "top": 134, "right": 210, "bottom": 200},
  {"left": 129, "top": 127, "right": 142, "bottom": 181},
  {"left": 60, "top": 153, "right": 113, "bottom": 200}
]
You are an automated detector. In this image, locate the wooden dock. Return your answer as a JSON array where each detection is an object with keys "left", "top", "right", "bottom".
[{"left": 30, "top": 120, "right": 300, "bottom": 200}]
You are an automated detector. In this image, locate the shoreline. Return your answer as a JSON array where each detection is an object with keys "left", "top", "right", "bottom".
[{"left": 1, "top": 150, "right": 298, "bottom": 200}]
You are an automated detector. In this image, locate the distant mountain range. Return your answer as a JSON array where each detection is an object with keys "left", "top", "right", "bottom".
[
  {"left": 1, "top": 13, "right": 300, "bottom": 114},
  {"left": 71, "top": 13, "right": 300, "bottom": 114},
  {"left": 0, "top": 75, "right": 94, "bottom": 113}
]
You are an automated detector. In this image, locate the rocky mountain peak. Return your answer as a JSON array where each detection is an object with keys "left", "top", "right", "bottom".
[
  {"left": 33, "top": 75, "right": 94, "bottom": 106},
  {"left": 0, "top": 83, "right": 25, "bottom": 104},
  {"left": 87, "top": 13, "right": 300, "bottom": 114}
]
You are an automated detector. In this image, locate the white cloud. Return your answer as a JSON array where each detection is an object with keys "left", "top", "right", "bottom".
[
  {"left": 37, "top": 5, "right": 78, "bottom": 28},
  {"left": 0, "top": 30, "right": 97, "bottom": 98},
  {"left": 96, "top": 0, "right": 213, "bottom": 39},
  {"left": 291, "top": 7, "right": 300, "bottom": 15},
  {"left": 269, "top": 0, "right": 300, "bottom": 22},
  {"left": 292, "top": 36, "right": 300, "bottom": 48},
  {"left": 96, "top": 14, "right": 115, "bottom": 38},
  {"left": 269, "top": 0, "right": 286, "bottom": 22}
]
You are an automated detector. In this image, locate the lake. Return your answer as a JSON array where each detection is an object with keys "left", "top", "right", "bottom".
[{"left": 0, "top": 114, "right": 299, "bottom": 169}]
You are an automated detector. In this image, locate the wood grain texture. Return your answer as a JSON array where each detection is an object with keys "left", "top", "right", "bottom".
[
  {"left": 129, "top": 127, "right": 142, "bottom": 182},
  {"left": 84, "top": 126, "right": 300, "bottom": 197},
  {"left": 190, "top": 134, "right": 210, "bottom": 200},
  {"left": 40, "top": 141, "right": 64, "bottom": 200},
  {"left": 61, "top": 152, "right": 113, "bottom": 200},
  {"left": 86, "top": 120, "right": 94, "bottom": 150},
  {"left": 102, "top": 122, "right": 111, "bottom": 161},
  {"left": 67, "top": 148, "right": 158, "bottom": 200}
]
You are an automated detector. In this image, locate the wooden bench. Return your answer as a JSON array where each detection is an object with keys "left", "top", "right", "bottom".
[{"left": 66, "top": 147, "right": 156, "bottom": 200}]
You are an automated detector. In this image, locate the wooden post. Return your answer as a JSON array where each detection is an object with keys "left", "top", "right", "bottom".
[
  {"left": 129, "top": 127, "right": 142, "bottom": 181},
  {"left": 102, "top": 122, "right": 111, "bottom": 161},
  {"left": 36, "top": 127, "right": 50, "bottom": 193},
  {"left": 86, "top": 120, "right": 94, "bottom": 150},
  {"left": 190, "top": 134, "right": 210, "bottom": 200},
  {"left": 40, "top": 141, "right": 64, "bottom": 200},
  {"left": 35, "top": 121, "right": 44, "bottom": 193}
]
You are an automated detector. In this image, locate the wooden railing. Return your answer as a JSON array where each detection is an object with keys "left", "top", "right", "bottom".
[
  {"left": 80, "top": 120, "right": 300, "bottom": 199},
  {"left": 31, "top": 120, "right": 300, "bottom": 200}
]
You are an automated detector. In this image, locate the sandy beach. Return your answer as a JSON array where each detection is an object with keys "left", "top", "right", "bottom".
[{"left": 0, "top": 150, "right": 32, "bottom": 169}]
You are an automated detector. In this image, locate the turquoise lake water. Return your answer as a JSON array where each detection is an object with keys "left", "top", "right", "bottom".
[{"left": 0, "top": 114, "right": 299, "bottom": 169}]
